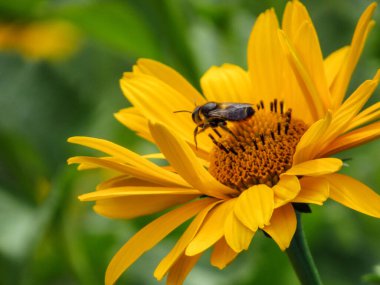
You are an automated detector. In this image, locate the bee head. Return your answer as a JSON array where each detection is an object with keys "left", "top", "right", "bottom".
[{"left": 192, "top": 106, "right": 202, "bottom": 124}]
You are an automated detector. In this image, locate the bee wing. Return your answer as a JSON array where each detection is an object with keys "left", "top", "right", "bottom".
[{"left": 208, "top": 103, "right": 253, "bottom": 121}]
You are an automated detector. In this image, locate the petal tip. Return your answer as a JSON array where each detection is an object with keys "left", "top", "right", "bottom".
[
  {"left": 67, "top": 137, "right": 76, "bottom": 143},
  {"left": 78, "top": 194, "right": 86, "bottom": 201}
]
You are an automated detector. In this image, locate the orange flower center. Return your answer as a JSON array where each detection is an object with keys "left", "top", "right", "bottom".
[{"left": 208, "top": 100, "right": 308, "bottom": 191}]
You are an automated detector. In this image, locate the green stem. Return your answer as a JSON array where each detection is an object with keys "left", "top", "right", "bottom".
[{"left": 286, "top": 212, "right": 323, "bottom": 285}]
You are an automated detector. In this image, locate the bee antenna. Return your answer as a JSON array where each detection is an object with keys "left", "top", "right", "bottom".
[{"left": 173, "top": 110, "right": 192, "bottom": 114}]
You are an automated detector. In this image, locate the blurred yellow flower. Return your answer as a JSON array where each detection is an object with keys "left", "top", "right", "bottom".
[
  {"left": 68, "top": 1, "right": 380, "bottom": 284},
  {"left": 0, "top": 20, "right": 81, "bottom": 60}
]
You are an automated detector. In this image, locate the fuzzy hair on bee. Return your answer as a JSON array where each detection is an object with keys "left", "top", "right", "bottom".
[{"left": 174, "top": 102, "right": 255, "bottom": 149}]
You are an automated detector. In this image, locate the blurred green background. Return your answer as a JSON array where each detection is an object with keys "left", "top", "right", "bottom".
[{"left": 0, "top": 0, "right": 379, "bottom": 284}]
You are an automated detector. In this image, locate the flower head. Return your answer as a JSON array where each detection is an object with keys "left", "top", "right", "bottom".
[
  {"left": 68, "top": 1, "right": 380, "bottom": 284},
  {"left": 0, "top": 20, "right": 81, "bottom": 60}
]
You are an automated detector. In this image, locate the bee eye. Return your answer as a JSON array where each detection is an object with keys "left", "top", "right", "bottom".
[{"left": 192, "top": 106, "right": 200, "bottom": 122}]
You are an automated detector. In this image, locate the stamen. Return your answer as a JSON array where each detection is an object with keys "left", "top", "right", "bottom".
[
  {"left": 208, "top": 107, "right": 308, "bottom": 191},
  {"left": 270, "top": 131, "right": 275, "bottom": 140},
  {"left": 229, "top": 147, "right": 238, "bottom": 155},
  {"left": 208, "top": 134, "right": 229, "bottom": 153},
  {"left": 253, "top": 138, "right": 258, "bottom": 150},
  {"left": 213, "top": 128, "right": 222, "bottom": 138},
  {"left": 285, "top": 124, "right": 289, "bottom": 134},
  {"left": 274, "top": 99, "right": 278, "bottom": 113},
  {"left": 285, "top": 109, "right": 292, "bottom": 123},
  {"left": 260, "top": 100, "right": 264, "bottom": 109},
  {"left": 270, "top": 102, "right": 274, "bottom": 112},
  {"left": 260, "top": 134, "right": 266, "bottom": 145}
]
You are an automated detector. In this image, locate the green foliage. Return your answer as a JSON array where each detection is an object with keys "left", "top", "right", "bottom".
[
  {"left": 363, "top": 265, "right": 380, "bottom": 285},
  {"left": 0, "top": 0, "right": 379, "bottom": 284},
  {"left": 56, "top": 2, "right": 159, "bottom": 58}
]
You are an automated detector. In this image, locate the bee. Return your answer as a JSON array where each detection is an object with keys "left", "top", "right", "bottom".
[{"left": 175, "top": 102, "right": 255, "bottom": 149}]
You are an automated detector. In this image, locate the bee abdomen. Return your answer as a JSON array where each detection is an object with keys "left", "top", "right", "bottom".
[
  {"left": 246, "top": 107, "right": 254, "bottom": 117},
  {"left": 228, "top": 107, "right": 255, "bottom": 121}
]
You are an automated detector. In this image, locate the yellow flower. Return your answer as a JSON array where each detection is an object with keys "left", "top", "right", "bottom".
[
  {"left": 68, "top": 1, "right": 380, "bottom": 284},
  {"left": 0, "top": 20, "right": 81, "bottom": 60}
]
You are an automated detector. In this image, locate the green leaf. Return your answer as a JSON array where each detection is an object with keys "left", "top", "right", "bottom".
[
  {"left": 363, "top": 265, "right": 380, "bottom": 284},
  {"left": 55, "top": 2, "right": 158, "bottom": 58},
  {"left": 0, "top": 188, "right": 36, "bottom": 260},
  {"left": 0, "top": 0, "right": 45, "bottom": 19}
]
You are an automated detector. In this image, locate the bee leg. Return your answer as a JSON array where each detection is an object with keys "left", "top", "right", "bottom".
[
  {"left": 218, "top": 122, "right": 244, "bottom": 152},
  {"left": 193, "top": 126, "right": 199, "bottom": 150},
  {"left": 194, "top": 125, "right": 209, "bottom": 150},
  {"left": 208, "top": 134, "right": 230, "bottom": 154},
  {"left": 218, "top": 122, "right": 238, "bottom": 140}
]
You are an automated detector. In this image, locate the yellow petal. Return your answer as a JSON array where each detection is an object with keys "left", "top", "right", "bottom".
[
  {"left": 293, "top": 111, "right": 332, "bottom": 164},
  {"left": 166, "top": 253, "right": 202, "bottom": 285},
  {"left": 79, "top": 187, "right": 201, "bottom": 201},
  {"left": 331, "top": 3, "right": 377, "bottom": 109},
  {"left": 263, "top": 204, "right": 296, "bottom": 251},
  {"left": 96, "top": 175, "right": 135, "bottom": 190},
  {"left": 278, "top": 30, "right": 325, "bottom": 121},
  {"left": 120, "top": 73, "right": 212, "bottom": 152},
  {"left": 282, "top": 0, "right": 312, "bottom": 40},
  {"left": 273, "top": 175, "right": 301, "bottom": 208},
  {"left": 186, "top": 199, "right": 235, "bottom": 256},
  {"left": 201, "top": 64, "right": 253, "bottom": 103},
  {"left": 94, "top": 194, "right": 198, "bottom": 219},
  {"left": 351, "top": 101, "right": 380, "bottom": 124},
  {"left": 324, "top": 173, "right": 380, "bottom": 218},
  {"left": 224, "top": 210, "right": 255, "bottom": 253},
  {"left": 142, "top": 153, "right": 166, "bottom": 160},
  {"left": 95, "top": 175, "right": 186, "bottom": 190},
  {"left": 68, "top": 155, "right": 188, "bottom": 187},
  {"left": 210, "top": 238, "right": 238, "bottom": 270},
  {"left": 286, "top": 158, "right": 342, "bottom": 176},
  {"left": 346, "top": 102, "right": 380, "bottom": 132},
  {"left": 114, "top": 107, "right": 153, "bottom": 143},
  {"left": 324, "top": 46, "right": 349, "bottom": 88},
  {"left": 120, "top": 74, "right": 194, "bottom": 131},
  {"left": 295, "top": 21, "right": 331, "bottom": 108},
  {"left": 293, "top": 177, "right": 330, "bottom": 205},
  {"left": 282, "top": 1, "right": 330, "bottom": 108},
  {"left": 247, "top": 9, "right": 284, "bottom": 104},
  {"left": 149, "top": 121, "right": 237, "bottom": 198},
  {"left": 70, "top": 158, "right": 103, "bottom": 170},
  {"left": 154, "top": 200, "right": 220, "bottom": 280},
  {"left": 293, "top": 30, "right": 330, "bottom": 108},
  {"left": 320, "top": 74, "right": 379, "bottom": 151},
  {"left": 280, "top": 1, "right": 315, "bottom": 124},
  {"left": 282, "top": 51, "right": 314, "bottom": 124},
  {"left": 133, "top": 58, "right": 205, "bottom": 106},
  {"left": 333, "top": 77, "right": 378, "bottom": 125},
  {"left": 234, "top": 184, "right": 274, "bottom": 231},
  {"left": 321, "top": 121, "right": 380, "bottom": 156},
  {"left": 105, "top": 198, "right": 215, "bottom": 285},
  {"left": 68, "top": 136, "right": 163, "bottom": 170}
]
